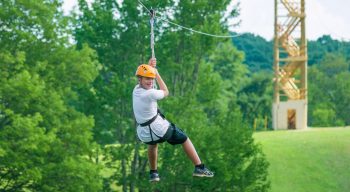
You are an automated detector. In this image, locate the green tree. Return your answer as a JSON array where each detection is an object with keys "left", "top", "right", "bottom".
[
  {"left": 237, "top": 72, "right": 273, "bottom": 129},
  {"left": 318, "top": 53, "right": 349, "bottom": 77},
  {"left": 231, "top": 33, "right": 273, "bottom": 72},
  {"left": 74, "top": 0, "right": 151, "bottom": 190},
  {"left": 308, "top": 35, "right": 350, "bottom": 65},
  {"left": 74, "top": 0, "right": 269, "bottom": 191},
  {"left": 308, "top": 53, "right": 350, "bottom": 126},
  {"left": 333, "top": 72, "right": 350, "bottom": 124},
  {"left": 0, "top": 1, "right": 102, "bottom": 191},
  {"left": 311, "top": 104, "right": 344, "bottom": 127}
]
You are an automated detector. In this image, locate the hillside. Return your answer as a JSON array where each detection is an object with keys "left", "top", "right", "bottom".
[
  {"left": 232, "top": 33, "right": 350, "bottom": 72},
  {"left": 254, "top": 128, "right": 350, "bottom": 192}
]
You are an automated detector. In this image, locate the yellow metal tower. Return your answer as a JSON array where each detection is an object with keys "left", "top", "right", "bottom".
[{"left": 272, "top": 0, "right": 307, "bottom": 130}]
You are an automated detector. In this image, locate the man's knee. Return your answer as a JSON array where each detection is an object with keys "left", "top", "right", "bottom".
[{"left": 148, "top": 144, "right": 158, "bottom": 148}]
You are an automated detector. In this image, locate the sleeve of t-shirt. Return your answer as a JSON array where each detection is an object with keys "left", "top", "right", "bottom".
[{"left": 147, "top": 89, "right": 165, "bottom": 101}]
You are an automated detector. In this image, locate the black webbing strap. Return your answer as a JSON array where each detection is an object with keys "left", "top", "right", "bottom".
[
  {"left": 139, "top": 109, "right": 165, "bottom": 127},
  {"left": 157, "top": 108, "right": 165, "bottom": 119},
  {"left": 145, "top": 124, "right": 174, "bottom": 145},
  {"left": 140, "top": 114, "right": 158, "bottom": 127},
  {"left": 138, "top": 108, "right": 168, "bottom": 144},
  {"left": 149, "top": 126, "right": 155, "bottom": 142}
]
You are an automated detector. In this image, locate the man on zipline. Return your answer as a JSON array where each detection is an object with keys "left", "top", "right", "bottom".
[{"left": 133, "top": 58, "right": 214, "bottom": 182}]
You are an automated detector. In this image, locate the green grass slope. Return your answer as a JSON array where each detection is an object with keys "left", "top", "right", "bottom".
[{"left": 254, "top": 128, "right": 350, "bottom": 192}]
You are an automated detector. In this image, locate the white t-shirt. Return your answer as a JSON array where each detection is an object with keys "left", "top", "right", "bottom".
[{"left": 132, "top": 85, "right": 170, "bottom": 143}]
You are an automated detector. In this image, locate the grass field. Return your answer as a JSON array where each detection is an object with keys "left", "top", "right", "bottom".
[{"left": 254, "top": 127, "right": 350, "bottom": 192}]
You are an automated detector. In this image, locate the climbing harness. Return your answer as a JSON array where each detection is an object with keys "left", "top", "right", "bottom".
[{"left": 139, "top": 109, "right": 173, "bottom": 145}]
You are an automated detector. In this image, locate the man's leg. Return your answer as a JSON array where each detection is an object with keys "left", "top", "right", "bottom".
[
  {"left": 148, "top": 144, "right": 158, "bottom": 170},
  {"left": 182, "top": 138, "right": 201, "bottom": 165},
  {"left": 148, "top": 144, "right": 160, "bottom": 182},
  {"left": 168, "top": 125, "right": 214, "bottom": 177},
  {"left": 182, "top": 138, "right": 214, "bottom": 177}
]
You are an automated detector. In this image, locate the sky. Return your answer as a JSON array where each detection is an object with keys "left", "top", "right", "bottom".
[
  {"left": 233, "top": 0, "right": 350, "bottom": 41},
  {"left": 63, "top": 0, "right": 350, "bottom": 41}
]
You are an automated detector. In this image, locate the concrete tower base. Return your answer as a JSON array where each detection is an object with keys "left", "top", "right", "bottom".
[{"left": 272, "top": 100, "right": 307, "bottom": 130}]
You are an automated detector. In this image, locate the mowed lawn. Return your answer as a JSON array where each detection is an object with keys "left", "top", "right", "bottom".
[{"left": 254, "top": 127, "right": 350, "bottom": 192}]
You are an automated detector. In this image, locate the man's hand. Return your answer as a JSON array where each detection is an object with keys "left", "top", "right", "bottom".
[{"left": 148, "top": 58, "right": 157, "bottom": 68}]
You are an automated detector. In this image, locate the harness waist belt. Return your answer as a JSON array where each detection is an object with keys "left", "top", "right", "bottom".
[{"left": 140, "top": 114, "right": 158, "bottom": 127}]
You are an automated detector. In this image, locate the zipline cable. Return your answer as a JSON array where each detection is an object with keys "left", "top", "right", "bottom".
[
  {"left": 150, "top": 9, "right": 156, "bottom": 59},
  {"left": 138, "top": 0, "right": 243, "bottom": 38},
  {"left": 149, "top": 8, "right": 157, "bottom": 89}
]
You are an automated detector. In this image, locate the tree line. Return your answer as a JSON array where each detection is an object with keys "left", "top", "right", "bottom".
[
  {"left": 233, "top": 33, "right": 350, "bottom": 127},
  {"left": 1, "top": 0, "right": 269, "bottom": 191},
  {"left": 3, "top": 0, "right": 349, "bottom": 191}
]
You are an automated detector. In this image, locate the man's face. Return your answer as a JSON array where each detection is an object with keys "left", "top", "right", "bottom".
[{"left": 139, "top": 76, "right": 154, "bottom": 89}]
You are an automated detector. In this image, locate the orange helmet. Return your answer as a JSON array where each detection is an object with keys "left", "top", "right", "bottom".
[{"left": 135, "top": 64, "right": 156, "bottom": 78}]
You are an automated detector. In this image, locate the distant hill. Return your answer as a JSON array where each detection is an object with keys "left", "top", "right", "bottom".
[
  {"left": 231, "top": 33, "right": 350, "bottom": 72},
  {"left": 254, "top": 128, "right": 350, "bottom": 192},
  {"left": 232, "top": 33, "right": 273, "bottom": 72}
]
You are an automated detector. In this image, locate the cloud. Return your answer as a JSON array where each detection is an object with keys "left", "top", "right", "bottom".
[
  {"left": 62, "top": 0, "right": 350, "bottom": 41},
  {"left": 231, "top": 0, "right": 350, "bottom": 41},
  {"left": 231, "top": 0, "right": 274, "bottom": 40},
  {"left": 62, "top": 0, "right": 77, "bottom": 15},
  {"left": 307, "top": 0, "right": 350, "bottom": 40}
]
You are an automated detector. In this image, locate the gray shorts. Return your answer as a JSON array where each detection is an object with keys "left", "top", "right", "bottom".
[{"left": 145, "top": 123, "right": 188, "bottom": 145}]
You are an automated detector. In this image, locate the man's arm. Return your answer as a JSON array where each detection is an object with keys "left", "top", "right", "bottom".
[
  {"left": 149, "top": 58, "right": 169, "bottom": 97},
  {"left": 155, "top": 69, "right": 169, "bottom": 97}
]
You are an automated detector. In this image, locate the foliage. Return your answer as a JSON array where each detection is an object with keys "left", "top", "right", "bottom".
[
  {"left": 0, "top": 1, "right": 102, "bottom": 191},
  {"left": 74, "top": 0, "right": 269, "bottom": 191},
  {"left": 232, "top": 33, "right": 273, "bottom": 72},
  {"left": 233, "top": 32, "right": 350, "bottom": 127},
  {"left": 233, "top": 33, "right": 350, "bottom": 72},
  {"left": 237, "top": 71, "right": 273, "bottom": 129},
  {"left": 308, "top": 53, "right": 350, "bottom": 126},
  {"left": 3, "top": 1, "right": 350, "bottom": 190},
  {"left": 308, "top": 35, "right": 350, "bottom": 65}
]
